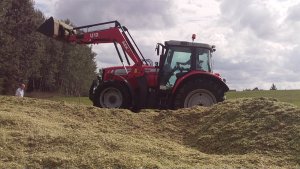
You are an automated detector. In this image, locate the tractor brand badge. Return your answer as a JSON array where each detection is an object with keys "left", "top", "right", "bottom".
[{"left": 90, "top": 32, "right": 99, "bottom": 38}]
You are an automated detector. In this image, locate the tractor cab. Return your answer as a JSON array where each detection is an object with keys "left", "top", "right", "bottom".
[{"left": 157, "top": 40, "right": 215, "bottom": 90}]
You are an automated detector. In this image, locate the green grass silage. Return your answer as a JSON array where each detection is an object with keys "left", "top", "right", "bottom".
[{"left": 0, "top": 96, "right": 299, "bottom": 168}]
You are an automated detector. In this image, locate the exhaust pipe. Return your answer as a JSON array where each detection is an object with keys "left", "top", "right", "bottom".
[{"left": 37, "top": 17, "right": 76, "bottom": 40}]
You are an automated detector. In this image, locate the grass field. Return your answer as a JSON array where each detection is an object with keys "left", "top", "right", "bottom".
[
  {"left": 227, "top": 90, "right": 300, "bottom": 107},
  {"left": 48, "top": 90, "right": 300, "bottom": 107}
]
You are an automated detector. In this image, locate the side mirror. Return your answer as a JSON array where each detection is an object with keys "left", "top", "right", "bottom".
[
  {"left": 155, "top": 44, "right": 160, "bottom": 56},
  {"left": 156, "top": 43, "right": 165, "bottom": 56},
  {"left": 155, "top": 62, "right": 159, "bottom": 67},
  {"left": 212, "top": 45, "right": 216, "bottom": 52}
]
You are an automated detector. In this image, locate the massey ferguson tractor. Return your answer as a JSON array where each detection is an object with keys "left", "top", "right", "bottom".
[{"left": 38, "top": 17, "right": 229, "bottom": 110}]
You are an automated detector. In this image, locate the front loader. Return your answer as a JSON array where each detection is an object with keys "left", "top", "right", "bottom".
[{"left": 38, "top": 17, "right": 229, "bottom": 110}]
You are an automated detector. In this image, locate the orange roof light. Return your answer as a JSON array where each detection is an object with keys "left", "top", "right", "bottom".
[{"left": 192, "top": 34, "right": 196, "bottom": 42}]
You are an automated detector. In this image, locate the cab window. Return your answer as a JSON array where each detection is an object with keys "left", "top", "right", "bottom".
[
  {"left": 161, "top": 47, "right": 192, "bottom": 87},
  {"left": 196, "top": 48, "right": 211, "bottom": 72}
]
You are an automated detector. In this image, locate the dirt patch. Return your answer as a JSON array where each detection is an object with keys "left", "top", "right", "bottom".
[{"left": 0, "top": 96, "right": 299, "bottom": 168}]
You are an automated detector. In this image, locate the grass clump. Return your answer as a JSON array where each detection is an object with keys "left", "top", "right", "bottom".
[
  {"left": 187, "top": 98, "right": 299, "bottom": 155},
  {"left": 0, "top": 96, "right": 299, "bottom": 168}
]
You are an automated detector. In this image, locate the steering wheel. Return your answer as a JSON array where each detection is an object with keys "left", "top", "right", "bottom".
[{"left": 175, "top": 62, "right": 189, "bottom": 72}]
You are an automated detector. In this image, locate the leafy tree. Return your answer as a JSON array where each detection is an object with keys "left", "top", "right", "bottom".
[
  {"left": 59, "top": 43, "right": 96, "bottom": 96},
  {"left": 0, "top": 0, "right": 21, "bottom": 94},
  {"left": 270, "top": 83, "right": 277, "bottom": 90},
  {"left": 0, "top": 0, "right": 45, "bottom": 94},
  {"left": 0, "top": 0, "right": 97, "bottom": 96}
]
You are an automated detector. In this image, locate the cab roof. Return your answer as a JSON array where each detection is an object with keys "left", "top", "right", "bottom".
[{"left": 165, "top": 40, "right": 213, "bottom": 50}]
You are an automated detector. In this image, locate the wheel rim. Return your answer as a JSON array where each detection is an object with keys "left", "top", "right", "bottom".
[
  {"left": 184, "top": 89, "right": 216, "bottom": 107},
  {"left": 99, "top": 87, "right": 123, "bottom": 108}
]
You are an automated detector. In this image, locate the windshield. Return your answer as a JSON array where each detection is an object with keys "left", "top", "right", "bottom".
[
  {"left": 159, "top": 46, "right": 212, "bottom": 89},
  {"left": 160, "top": 47, "right": 192, "bottom": 87},
  {"left": 167, "top": 47, "right": 192, "bottom": 70}
]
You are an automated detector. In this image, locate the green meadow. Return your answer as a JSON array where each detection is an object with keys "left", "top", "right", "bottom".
[
  {"left": 47, "top": 90, "right": 300, "bottom": 107},
  {"left": 227, "top": 90, "right": 300, "bottom": 107}
]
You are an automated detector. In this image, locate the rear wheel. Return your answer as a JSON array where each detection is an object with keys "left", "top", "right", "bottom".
[
  {"left": 94, "top": 83, "right": 131, "bottom": 109},
  {"left": 184, "top": 89, "right": 216, "bottom": 107},
  {"left": 173, "top": 79, "right": 224, "bottom": 109}
]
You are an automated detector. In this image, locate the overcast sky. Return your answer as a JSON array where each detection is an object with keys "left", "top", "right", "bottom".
[{"left": 34, "top": 0, "right": 300, "bottom": 90}]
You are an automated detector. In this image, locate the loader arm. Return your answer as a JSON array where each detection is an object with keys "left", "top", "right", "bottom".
[
  {"left": 68, "top": 27, "right": 144, "bottom": 66},
  {"left": 37, "top": 17, "right": 144, "bottom": 66}
]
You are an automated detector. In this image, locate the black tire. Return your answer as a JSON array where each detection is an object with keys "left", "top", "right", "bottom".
[
  {"left": 89, "top": 79, "right": 99, "bottom": 101},
  {"left": 88, "top": 83, "right": 95, "bottom": 101},
  {"left": 93, "top": 83, "right": 131, "bottom": 109},
  {"left": 173, "top": 79, "right": 225, "bottom": 109}
]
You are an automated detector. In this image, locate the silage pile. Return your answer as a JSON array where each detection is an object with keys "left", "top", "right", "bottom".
[{"left": 0, "top": 96, "right": 299, "bottom": 168}]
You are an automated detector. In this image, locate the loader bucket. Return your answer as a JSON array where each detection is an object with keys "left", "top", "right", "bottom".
[{"left": 37, "top": 17, "right": 75, "bottom": 40}]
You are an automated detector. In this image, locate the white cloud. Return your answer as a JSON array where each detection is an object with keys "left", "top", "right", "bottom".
[
  {"left": 214, "top": 0, "right": 300, "bottom": 90},
  {"left": 53, "top": 0, "right": 175, "bottom": 30},
  {"left": 34, "top": 0, "right": 59, "bottom": 17}
]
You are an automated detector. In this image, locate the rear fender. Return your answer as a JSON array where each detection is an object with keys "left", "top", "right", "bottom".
[{"left": 172, "top": 72, "right": 229, "bottom": 94}]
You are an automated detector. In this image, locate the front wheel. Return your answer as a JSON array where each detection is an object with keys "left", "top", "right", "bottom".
[
  {"left": 88, "top": 79, "right": 98, "bottom": 101},
  {"left": 94, "top": 83, "right": 131, "bottom": 109},
  {"left": 173, "top": 79, "right": 224, "bottom": 109}
]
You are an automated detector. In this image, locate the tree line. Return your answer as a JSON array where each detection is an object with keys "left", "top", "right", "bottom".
[{"left": 0, "top": 0, "right": 97, "bottom": 96}]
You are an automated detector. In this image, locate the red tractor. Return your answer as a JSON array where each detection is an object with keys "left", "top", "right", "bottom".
[{"left": 38, "top": 17, "right": 229, "bottom": 110}]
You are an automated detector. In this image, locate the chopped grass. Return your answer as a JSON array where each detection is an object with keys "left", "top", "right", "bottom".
[
  {"left": 25, "top": 91, "right": 92, "bottom": 106},
  {"left": 48, "top": 96, "right": 92, "bottom": 106},
  {"left": 0, "top": 96, "right": 299, "bottom": 168}
]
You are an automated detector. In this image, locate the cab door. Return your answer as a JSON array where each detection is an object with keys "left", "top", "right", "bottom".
[{"left": 159, "top": 46, "right": 194, "bottom": 89}]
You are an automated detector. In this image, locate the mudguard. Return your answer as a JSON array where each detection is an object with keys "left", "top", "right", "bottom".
[{"left": 172, "top": 72, "right": 229, "bottom": 96}]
